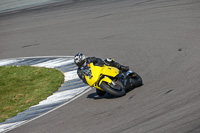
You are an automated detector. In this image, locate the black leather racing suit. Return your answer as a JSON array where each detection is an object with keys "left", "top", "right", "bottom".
[{"left": 77, "top": 57, "right": 129, "bottom": 85}]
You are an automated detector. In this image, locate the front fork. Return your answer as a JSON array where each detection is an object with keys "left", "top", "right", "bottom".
[
  {"left": 95, "top": 76, "right": 113, "bottom": 91},
  {"left": 116, "top": 72, "right": 126, "bottom": 87},
  {"left": 97, "top": 72, "right": 129, "bottom": 91}
]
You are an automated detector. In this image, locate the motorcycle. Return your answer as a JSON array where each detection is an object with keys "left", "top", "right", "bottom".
[{"left": 81, "top": 63, "right": 143, "bottom": 97}]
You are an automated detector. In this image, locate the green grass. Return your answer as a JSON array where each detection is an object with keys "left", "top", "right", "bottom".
[{"left": 0, "top": 66, "right": 64, "bottom": 123}]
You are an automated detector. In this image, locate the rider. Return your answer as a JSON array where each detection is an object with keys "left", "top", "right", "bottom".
[{"left": 74, "top": 53, "right": 129, "bottom": 85}]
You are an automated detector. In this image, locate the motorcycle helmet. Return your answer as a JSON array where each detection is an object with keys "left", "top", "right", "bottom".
[{"left": 74, "top": 53, "right": 86, "bottom": 67}]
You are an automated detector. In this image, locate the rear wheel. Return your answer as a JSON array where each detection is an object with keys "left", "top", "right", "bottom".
[{"left": 100, "top": 80, "right": 126, "bottom": 97}]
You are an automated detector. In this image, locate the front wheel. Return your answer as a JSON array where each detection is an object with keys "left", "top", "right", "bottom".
[
  {"left": 100, "top": 81, "right": 126, "bottom": 97},
  {"left": 129, "top": 72, "right": 143, "bottom": 87}
]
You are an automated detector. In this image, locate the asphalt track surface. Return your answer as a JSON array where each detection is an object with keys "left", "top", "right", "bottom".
[{"left": 0, "top": 0, "right": 200, "bottom": 132}]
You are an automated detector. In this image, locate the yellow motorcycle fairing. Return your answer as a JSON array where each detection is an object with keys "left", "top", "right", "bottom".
[{"left": 85, "top": 63, "right": 119, "bottom": 91}]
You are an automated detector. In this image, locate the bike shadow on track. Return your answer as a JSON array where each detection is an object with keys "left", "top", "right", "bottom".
[
  {"left": 87, "top": 92, "right": 120, "bottom": 100},
  {"left": 87, "top": 88, "right": 137, "bottom": 100}
]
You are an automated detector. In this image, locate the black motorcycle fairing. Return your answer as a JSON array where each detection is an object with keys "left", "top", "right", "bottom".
[
  {"left": 115, "top": 70, "right": 141, "bottom": 91},
  {"left": 115, "top": 71, "right": 126, "bottom": 87}
]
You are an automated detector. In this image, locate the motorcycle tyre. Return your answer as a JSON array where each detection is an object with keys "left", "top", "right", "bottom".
[
  {"left": 100, "top": 81, "right": 126, "bottom": 97},
  {"left": 96, "top": 88, "right": 106, "bottom": 96},
  {"left": 130, "top": 72, "right": 143, "bottom": 88}
]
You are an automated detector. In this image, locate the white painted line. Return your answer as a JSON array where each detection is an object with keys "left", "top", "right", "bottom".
[
  {"left": 0, "top": 59, "right": 19, "bottom": 66},
  {"left": 31, "top": 86, "right": 88, "bottom": 108},
  {"left": 32, "top": 58, "right": 74, "bottom": 68},
  {"left": 0, "top": 56, "right": 74, "bottom": 60},
  {"left": 0, "top": 121, "right": 26, "bottom": 133},
  {"left": 64, "top": 70, "right": 79, "bottom": 82}
]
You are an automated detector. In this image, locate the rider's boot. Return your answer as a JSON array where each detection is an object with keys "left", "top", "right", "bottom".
[
  {"left": 120, "top": 65, "right": 129, "bottom": 71},
  {"left": 104, "top": 58, "right": 129, "bottom": 71},
  {"left": 113, "top": 62, "right": 129, "bottom": 71}
]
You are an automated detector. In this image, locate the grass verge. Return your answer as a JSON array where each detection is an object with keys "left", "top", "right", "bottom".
[{"left": 0, "top": 65, "right": 64, "bottom": 123}]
